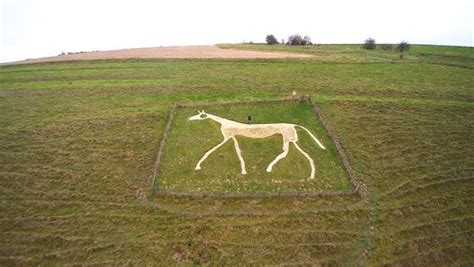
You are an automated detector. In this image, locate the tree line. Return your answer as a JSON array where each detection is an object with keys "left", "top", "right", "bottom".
[{"left": 265, "top": 34, "right": 410, "bottom": 52}]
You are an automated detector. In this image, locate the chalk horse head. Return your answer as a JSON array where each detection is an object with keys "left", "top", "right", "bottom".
[
  {"left": 187, "top": 110, "right": 209, "bottom": 121},
  {"left": 188, "top": 110, "right": 326, "bottom": 179}
]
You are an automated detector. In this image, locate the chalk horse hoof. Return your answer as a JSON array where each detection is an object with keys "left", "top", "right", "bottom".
[{"left": 195, "top": 166, "right": 201, "bottom": 170}]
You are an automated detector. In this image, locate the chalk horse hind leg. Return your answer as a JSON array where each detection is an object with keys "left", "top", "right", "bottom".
[
  {"left": 292, "top": 141, "right": 315, "bottom": 179},
  {"left": 266, "top": 141, "right": 290, "bottom": 173}
]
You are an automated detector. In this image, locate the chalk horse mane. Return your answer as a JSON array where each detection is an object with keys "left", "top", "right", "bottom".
[{"left": 188, "top": 110, "right": 326, "bottom": 179}]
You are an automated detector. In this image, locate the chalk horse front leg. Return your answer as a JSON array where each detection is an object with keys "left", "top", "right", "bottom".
[
  {"left": 195, "top": 137, "right": 229, "bottom": 170},
  {"left": 231, "top": 137, "right": 247, "bottom": 175}
]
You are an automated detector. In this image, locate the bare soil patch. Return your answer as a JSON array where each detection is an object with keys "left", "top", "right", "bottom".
[{"left": 4, "top": 45, "right": 312, "bottom": 65}]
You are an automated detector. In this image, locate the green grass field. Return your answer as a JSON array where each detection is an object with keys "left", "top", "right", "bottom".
[
  {"left": 0, "top": 44, "right": 473, "bottom": 265},
  {"left": 158, "top": 101, "right": 350, "bottom": 194},
  {"left": 219, "top": 43, "right": 474, "bottom": 68}
]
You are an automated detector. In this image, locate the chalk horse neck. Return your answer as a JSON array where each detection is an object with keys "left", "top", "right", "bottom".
[{"left": 188, "top": 110, "right": 326, "bottom": 179}]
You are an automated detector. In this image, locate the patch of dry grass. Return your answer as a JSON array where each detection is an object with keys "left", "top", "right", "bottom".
[{"left": 319, "top": 99, "right": 474, "bottom": 265}]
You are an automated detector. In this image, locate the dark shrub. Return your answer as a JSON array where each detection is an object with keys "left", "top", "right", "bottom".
[
  {"left": 266, "top": 35, "right": 279, "bottom": 45},
  {"left": 396, "top": 41, "right": 410, "bottom": 52},
  {"left": 287, "top": 34, "right": 312, "bottom": 45},
  {"left": 287, "top": 34, "right": 303, "bottom": 45},
  {"left": 303, "top": 35, "right": 312, "bottom": 45},
  {"left": 362, "top": 38, "right": 376, "bottom": 50}
]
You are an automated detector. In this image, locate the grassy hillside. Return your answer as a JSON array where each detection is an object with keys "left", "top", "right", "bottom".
[
  {"left": 219, "top": 43, "right": 474, "bottom": 68},
  {"left": 0, "top": 45, "right": 473, "bottom": 265}
]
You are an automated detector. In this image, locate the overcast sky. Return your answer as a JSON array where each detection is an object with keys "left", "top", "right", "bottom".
[{"left": 1, "top": 0, "right": 472, "bottom": 62}]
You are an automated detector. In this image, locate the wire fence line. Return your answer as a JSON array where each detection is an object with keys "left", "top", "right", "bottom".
[
  {"left": 149, "top": 104, "right": 178, "bottom": 189},
  {"left": 307, "top": 97, "right": 367, "bottom": 198}
]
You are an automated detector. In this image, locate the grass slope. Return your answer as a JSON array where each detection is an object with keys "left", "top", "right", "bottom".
[
  {"left": 0, "top": 45, "right": 473, "bottom": 265},
  {"left": 219, "top": 43, "right": 474, "bottom": 68}
]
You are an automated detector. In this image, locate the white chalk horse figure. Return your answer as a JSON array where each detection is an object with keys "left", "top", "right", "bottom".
[{"left": 188, "top": 110, "right": 326, "bottom": 179}]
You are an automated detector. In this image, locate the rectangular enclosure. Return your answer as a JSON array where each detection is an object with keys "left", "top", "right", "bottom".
[{"left": 156, "top": 100, "right": 353, "bottom": 194}]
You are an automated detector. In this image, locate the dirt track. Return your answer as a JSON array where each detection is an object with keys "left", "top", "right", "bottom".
[{"left": 4, "top": 45, "right": 312, "bottom": 65}]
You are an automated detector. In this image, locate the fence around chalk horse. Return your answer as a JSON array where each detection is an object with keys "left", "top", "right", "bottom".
[{"left": 149, "top": 96, "right": 366, "bottom": 198}]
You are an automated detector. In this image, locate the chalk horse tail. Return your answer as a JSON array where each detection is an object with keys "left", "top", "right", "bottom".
[{"left": 295, "top": 125, "right": 326, "bottom": 150}]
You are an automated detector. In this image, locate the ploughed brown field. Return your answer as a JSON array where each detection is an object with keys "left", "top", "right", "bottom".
[{"left": 4, "top": 45, "right": 312, "bottom": 65}]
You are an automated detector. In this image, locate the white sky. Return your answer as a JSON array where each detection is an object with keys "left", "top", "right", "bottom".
[{"left": 1, "top": 0, "right": 473, "bottom": 62}]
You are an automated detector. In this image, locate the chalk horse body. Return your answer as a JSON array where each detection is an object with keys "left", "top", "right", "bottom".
[{"left": 188, "top": 111, "right": 326, "bottom": 179}]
